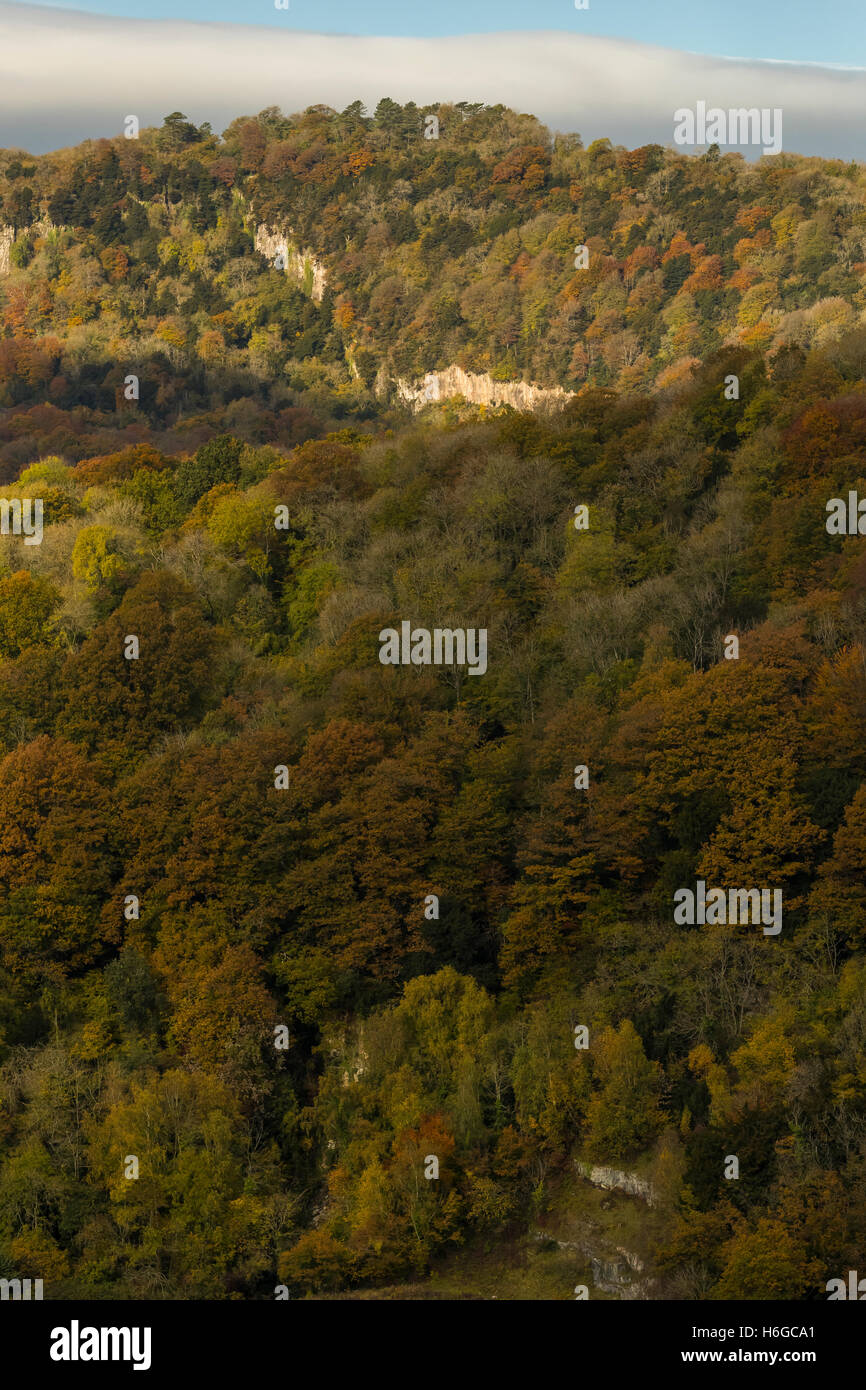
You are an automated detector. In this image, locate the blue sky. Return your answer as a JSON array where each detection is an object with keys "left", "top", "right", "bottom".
[{"left": 19, "top": 0, "right": 866, "bottom": 66}]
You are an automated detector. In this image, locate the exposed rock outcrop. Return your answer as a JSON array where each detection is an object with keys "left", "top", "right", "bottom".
[
  {"left": 254, "top": 223, "right": 327, "bottom": 301},
  {"left": 0, "top": 221, "right": 64, "bottom": 275},
  {"left": 323, "top": 1022, "right": 368, "bottom": 1087},
  {"left": 0, "top": 226, "right": 13, "bottom": 275},
  {"left": 531, "top": 1228, "right": 657, "bottom": 1300},
  {"left": 393, "top": 365, "right": 576, "bottom": 413},
  {"left": 391, "top": 364, "right": 575, "bottom": 411},
  {"left": 575, "top": 1161, "right": 657, "bottom": 1207},
  {"left": 340, "top": 1042, "right": 368, "bottom": 1087}
]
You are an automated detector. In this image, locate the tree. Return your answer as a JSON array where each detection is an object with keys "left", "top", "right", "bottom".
[
  {"left": 71, "top": 526, "right": 126, "bottom": 593},
  {"left": 57, "top": 571, "right": 220, "bottom": 757},
  {"left": 714, "top": 1218, "right": 813, "bottom": 1299},
  {"left": 158, "top": 111, "right": 202, "bottom": 150},
  {"left": 0, "top": 571, "right": 59, "bottom": 656},
  {"left": 584, "top": 1020, "right": 665, "bottom": 1162},
  {"left": 86, "top": 1069, "right": 268, "bottom": 1297},
  {"left": 175, "top": 436, "right": 243, "bottom": 506},
  {"left": 809, "top": 784, "right": 866, "bottom": 948},
  {"left": 0, "top": 736, "right": 118, "bottom": 982},
  {"left": 156, "top": 942, "right": 277, "bottom": 1103}
]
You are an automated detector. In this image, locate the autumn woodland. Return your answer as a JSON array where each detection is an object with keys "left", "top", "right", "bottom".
[{"left": 0, "top": 100, "right": 865, "bottom": 1302}]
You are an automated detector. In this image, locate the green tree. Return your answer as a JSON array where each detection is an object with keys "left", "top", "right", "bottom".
[
  {"left": 71, "top": 526, "right": 126, "bottom": 593},
  {"left": 175, "top": 436, "right": 243, "bottom": 506},
  {"left": 0, "top": 571, "right": 59, "bottom": 656},
  {"left": 584, "top": 1020, "right": 665, "bottom": 1162}
]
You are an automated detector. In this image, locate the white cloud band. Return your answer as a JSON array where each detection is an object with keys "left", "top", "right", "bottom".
[{"left": 0, "top": 1, "right": 864, "bottom": 157}]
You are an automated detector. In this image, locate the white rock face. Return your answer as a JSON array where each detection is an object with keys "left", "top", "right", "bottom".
[
  {"left": 0, "top": 226, "right": 13, "bottom": 275},
  {"left": 254, "top": 223, "right": 327, "bottom": 302},
  {"left": 394, "top": 365, "right": 576, "bottom": 413},
  {"left": 531, "top": 1228, "right": 656, "bottom": 1300},
  {"left": 575, "top": 1161, "right": 657, "bottom": 1207}
]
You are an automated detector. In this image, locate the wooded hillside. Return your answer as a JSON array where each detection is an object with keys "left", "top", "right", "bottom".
[{"left": 0, "top": 105, "right": 864, "bottom": 1300}]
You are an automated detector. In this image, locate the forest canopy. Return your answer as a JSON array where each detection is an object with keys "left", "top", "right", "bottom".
[{"left": 0, "top": 102, "right": 865, "bottom": 1300}]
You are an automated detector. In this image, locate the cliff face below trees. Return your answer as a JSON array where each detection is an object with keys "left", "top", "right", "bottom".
[
  {"left": 254, "top": 223, "right": 328, "bottom": 302},
  {"left": 528, "top": 1162, "right": 660, "bottom": 1297},
  {"left": 0, "top": 211, "right": 576, "bottom": 415},
  {"left": 389, "top": 364, "right": 577, "bottom": 413},
  {"left": 575, "top": 1161, "right": 658, "bottom": 1206},
  {"left": 530, "top": 1226, "right": 655, "bottom": 1298},
  {"left": 0, "top": 220, "right": 63, "bottom": 275},
  {"left": 250, "top": 224, "right": 576, "bottom": 412}
]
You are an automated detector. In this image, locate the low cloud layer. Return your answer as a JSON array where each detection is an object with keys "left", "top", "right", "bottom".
[{"left": 1, "top": 1, "right": 864, "bottom": 157}]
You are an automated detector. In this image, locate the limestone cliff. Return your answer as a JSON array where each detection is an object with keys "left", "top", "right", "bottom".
[
  {"left": 575, "top": 1161, "right": 657, "bottom": 1207},
  {"left": 254, "top": 224, "right": 327, "bottom": 302},
  {"left": 392, "top": 365, "right": 576, "bottom": 413},
  {"left": 0, "top": 226, "right": 13, "bottom": 275},
  {"left": 531, "top": 1228, "right": 656, "bottom": 1299},
  {"left": 0, "top": 221, "right": 63, "bottom": 275}
]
